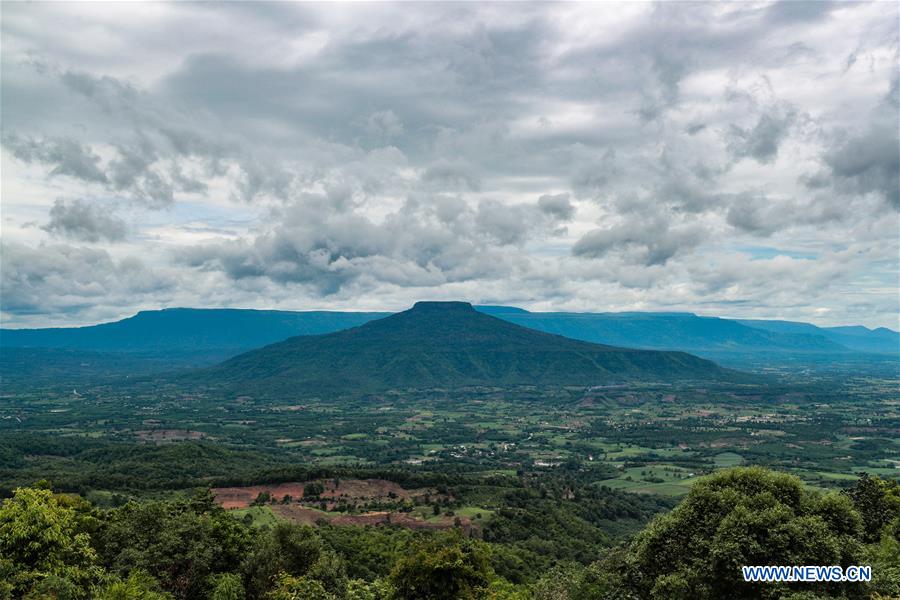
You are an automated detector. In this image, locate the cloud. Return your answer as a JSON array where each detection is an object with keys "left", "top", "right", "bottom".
[
  {"left": 538, "top": 193, "right": 574, "bottom": 220},
  {"left": 824, "top": 123, "right": 900, "bottom": 209},
  {"left": 571, "top": 150, "right": 617, "bottom": 200},
  {"left": 572, "top": 218, "right": 707, "bottom": 266},
  {"left": 637, "top": 43, "right": 690, "bottom": 123},
  {"left": 475, "top": 199, "right": 533, "bottom": 245},
  {"left": 364, "top": 109, "right": 404, "bottom": 142},
  {"left": 422, "top": 158, "right": 481, "bottom": 192},
  {"left": 802, "top": 76, "right": 900, "bottom": 210},
  {"left": 43, "top": 199, "right": 128, "bottom": 242},
  {"left": 0, "top": 1, "right": 897, "bottom": 328},
  {"left": 1, "top": 134, "right": 108, "bottom": 183},
  {"left": 0, "top": 241, "right": 175, "bottom": 318},
  {"left": 177, "top": 197, "right": 502, "bottom": 295},
  {"left": 765, "top": 0, "right": 837, "bottom": 25},
  {"left": 726, "top": 103, "right": 797, "bottom": 164}
]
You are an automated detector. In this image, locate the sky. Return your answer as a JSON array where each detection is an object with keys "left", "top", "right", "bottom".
[{"left": 1, "top": 1, "right": 898, "bottom": 329}]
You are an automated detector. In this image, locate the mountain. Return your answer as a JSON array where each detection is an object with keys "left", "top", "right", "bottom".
[
  {"left": 1, "top": 308, "right": 387, "bottom": 357},
  {"left": 476, "top": 309, "right": 900, "bottom": 373},
  {"left": 475, "top": 308, "right": 848, "bottom": 355},
  {"left": 3, "top": 306, "right": 894, "bottom": 381},
  {"left": 735, "top": 320, "right": 899, "bottom": 355},
  {"left": 188, "top": 301, "right": 737, "bottom": 397}
]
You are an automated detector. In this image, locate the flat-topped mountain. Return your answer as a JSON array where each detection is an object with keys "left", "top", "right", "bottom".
[{"left": 191, "top": 301, "right": 737, "bottom": 397}]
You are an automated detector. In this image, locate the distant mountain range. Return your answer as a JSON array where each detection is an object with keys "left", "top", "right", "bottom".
[
  {"left": 477, "top": 308, "right": 848, "bottom": 353},
  {"left": 2, "top": 304, "right": 896, "bottom": 383},
  {"left": 4, "top": 305, "right": 896, "bottom": 358},
  {"left": 734, "top": 319, "right": 900, "bottom": 355},
  {"left": 185, "top": 301, "right": 735, "bottom": 397},
  {"left": 1, "top": 308, "right": 385, "bottom": 357}
]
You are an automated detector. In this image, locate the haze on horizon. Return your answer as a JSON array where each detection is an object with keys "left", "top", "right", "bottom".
[{"left": 1, "top": 1, "right": 898, "bottom": 330}]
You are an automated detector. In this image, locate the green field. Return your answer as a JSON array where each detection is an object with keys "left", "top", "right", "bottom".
[{"left": 230, "top": 506, "right": 280, "bottom": 527}]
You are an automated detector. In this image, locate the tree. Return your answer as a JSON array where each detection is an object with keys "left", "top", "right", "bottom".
[
  {"left": 485, "top": 578, "right": 531, "bottom": 600},
  {"left": 307, "top": 550, "right": 349, "bottom": 598},
  {"left": 242, "top": 523, "right": 329, "bottom": 599},
  {"left": 864, "top": 516, "right": 900, "bottom": 598},
  {"left": 0, "top": 487, "right": 102, "bottom": 598},
  {"left": 266, "top": 574, "right": 334, "bottom": 600},
  {"left": 390, "top": 531, "right": 492, "bottom": 600},
  {"left": 843, "top": 474, "right": 900, "bottom": 542},
  {"left": 96, "top": 493, "right": 252, "bottom": 600},
  {"left": 210, "top": 573, "right": 246, "bottom": 600},
  {"left": 346, "top": 579, "right": 391, "bottom": 600},
  {"left": 93, "top": 570, "right": 173, "bottom": 600},
  {"left": 304, "top": 482, "right": 326, "bottom": 498},
  {"left": 628, "top": 467, "right": 866, "bottom": 600},
  {"left": 533, "top": 549, "right": 638, "bottom": 600},
  {"left": 23, "top": 575, "right": 82, "bottom": 600}
]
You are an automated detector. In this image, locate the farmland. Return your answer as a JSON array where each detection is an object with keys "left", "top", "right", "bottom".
[{"left": 2, "top": 376, "right": 897, "bottom": 502}]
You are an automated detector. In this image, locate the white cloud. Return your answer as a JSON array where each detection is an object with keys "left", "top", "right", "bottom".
[{"left": 0, "top": 1, "right": 897, "bottom": 329}]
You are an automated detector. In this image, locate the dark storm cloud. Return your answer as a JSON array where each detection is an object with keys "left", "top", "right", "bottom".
[{"left": 43, "top": 199, "right": 128, "bottom": 243}]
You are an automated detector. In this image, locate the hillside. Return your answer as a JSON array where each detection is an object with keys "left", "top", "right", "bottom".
[{"left": 190, "top": 301, "right": 737, "bottom": 397}]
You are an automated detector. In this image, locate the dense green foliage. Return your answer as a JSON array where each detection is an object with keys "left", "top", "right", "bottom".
[
  {"left": 97, "top": 490, "right": 251, "bottom": 599},
  {"left": 0, "top": 434, "right": 289, "bottom": 495},
  {"left": 389, "top": 531, "right": 492, "bottom": 600},
  {"left": 629, "top": 468, "right": 864, "bottom": 599},
  {"left": 533, "top": 470, "right": 900, "bottom": 600},
  {"left": 1, "top": 468, "right": 896, "bottom": 600},
  {"left": 0, "top": 487, "right": 101, "bottom": 599}
]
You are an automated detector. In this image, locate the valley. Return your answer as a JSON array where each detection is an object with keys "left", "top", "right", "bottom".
[
  {"left": 1, "top": 304, "right": 897, "bottom": 599},
  {"left": 2, "top": 376, "right": 896, "bottom": 501}
]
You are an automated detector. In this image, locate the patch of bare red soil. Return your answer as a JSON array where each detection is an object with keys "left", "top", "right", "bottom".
[{"left": 212, "top": 478, "right": 435, "bottom": 509}]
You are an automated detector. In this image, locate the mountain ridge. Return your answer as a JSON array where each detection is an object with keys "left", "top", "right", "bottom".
[
  {"left": 1, "top": 308, "right": 387, "bottom": 354},
  {"left": 186, "top": 301, "right": 737, "bottom": 397},
  {"left": 734, "top": 319, "right": 899, "bottom": 354},
  {"left": 3, "top": 305, "right": 896, "bottom": 363}
]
